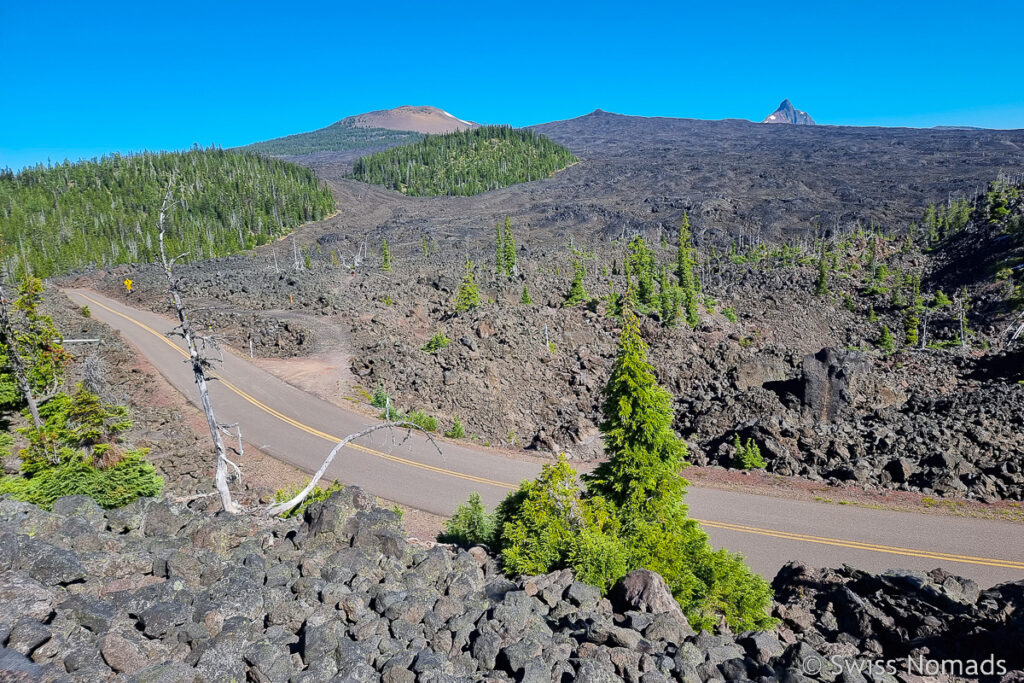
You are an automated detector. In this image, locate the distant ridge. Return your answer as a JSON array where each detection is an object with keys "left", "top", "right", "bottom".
[{"left": 762, "top": 99, "right": 816, "bottom": 125}]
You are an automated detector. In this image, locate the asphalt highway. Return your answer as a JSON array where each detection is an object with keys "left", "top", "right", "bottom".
[{"left": 65, "top": 289, "right": 1024, "bottom": 585}]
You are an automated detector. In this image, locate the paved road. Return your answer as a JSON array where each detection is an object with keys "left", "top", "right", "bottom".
[{"left": 66, "top": 289, "right": 1024, "bottom": 585}]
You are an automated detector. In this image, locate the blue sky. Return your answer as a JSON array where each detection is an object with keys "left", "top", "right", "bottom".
[{"left": 3, "top": 0, "right": 1023, "bottom": 171}]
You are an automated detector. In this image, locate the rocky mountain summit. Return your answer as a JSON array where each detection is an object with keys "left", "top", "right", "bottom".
[
  {"left": 1, "top": 489, "right": 1021, "bottom": 682},
  {"left": 762, "top": 99, "right": 816, "bottom": 125}
]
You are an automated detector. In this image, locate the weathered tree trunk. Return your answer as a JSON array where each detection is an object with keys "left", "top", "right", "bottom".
[
  {"left": 0, "top": 284, "right": 42, "bottom": 429},
  {"left": 157, "top": 179, "right": 239, "bottom": 513}
]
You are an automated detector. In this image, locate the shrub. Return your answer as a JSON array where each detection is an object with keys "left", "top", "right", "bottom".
[
  {"left": 878, "top": 325, "right": 895, "bottom": 353},
  {"left": 722, "top": 307, "right": 738, "bottom": 323},
  {"left": 445, "top": 417, "right": 465, "bottom": 439},
  {"left": 422, "top": 331, "right": 450, "bottom": 353},
  {"left": 563, "top": 259, "right": 588, "bottom": 306},
  {"left": 0, "top": 449, "right": 162, "bottom": 510},
  {"left": 407, "top": 410, "right": 437, "bottom": 432},
  {"left": 80, "top": 305, "right": 91, "bottom": 318},
  {"left": 272, "top": 479, "right": 344, "bottom": 519},
  {"left": 370, "top": 384, "right": 390, "bottom": 409},
  {"left": 454, "top": 260, "right": 481, "bottom": 313},
  {"left": 732, "top": 434, "right": 766, "bottom": 469},
  {"left": 520, "top": 285, "right": 532, "bottom": 305},
  {"left": 439, "top": 492, "right": 495, "bottom": 546}
]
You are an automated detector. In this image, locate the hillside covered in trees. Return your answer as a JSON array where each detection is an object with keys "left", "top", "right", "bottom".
[
  {"left": 349, "top": 126, "right": 578, "bottom": 196},
  {"left": 241, "top": 121, "right": 423, "bottom": 156},
  {"left": 0, "top": 148, "right": 336, "bottom": 277}
]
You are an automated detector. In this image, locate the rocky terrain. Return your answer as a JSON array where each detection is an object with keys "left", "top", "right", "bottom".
[
  {"left": 81, "top": 199, "right": 1024, "bottom": 504},
  {"left": 1, "top": 487, "right": 1021, "bottom": 682},
  {"left": 70, "top": 113, "right": 1024, "bottom": 505}
]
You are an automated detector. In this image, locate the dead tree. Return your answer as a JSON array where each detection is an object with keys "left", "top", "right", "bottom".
[
  {"left": 0, "top": 283, "right": 42, "bottom": 428},
  {"left": 266, "top": 419, "right": 441, "bottom": 517},
  {"left": 156, "top": 177, "right": 239, "bottom": 513}
]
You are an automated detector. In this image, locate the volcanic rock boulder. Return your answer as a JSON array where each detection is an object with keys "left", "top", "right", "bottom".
[{"left": 801, "top": 347, "right": 871, "bottom": 422}]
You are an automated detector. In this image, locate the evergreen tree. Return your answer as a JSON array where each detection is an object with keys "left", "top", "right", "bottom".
[
  {"left": 675, "top": 214, "right": 701, "bottom": 326},
  {"left": 502, "top": 216, "right": 517, "bottom": 277},
  {"left": 0, "top": 277, "right": 71, "bottom": 421},
  {"left": 585, "top": 305, "right": 775, "bottom": 631},
  {"left": 564, "top": 258, "right": 588, "bottom": 307},
  {"left": 676, "top": 213, "right": 699, "bottom": 294},
  {"left": 421, "top": 235, "right": 430, "bottom": 256},
  {"left": 814, "top": 248, "right": 829, "bottom": 296},
  {"left": 627, "top": 236, "right": 657, "bottom": 308},
  {"left": 520, "top": 284, "right": 532, "bottom": 305},
  {"left": 657, "top": 267, "right": 681, "bottom": 327},
  {"left": 380, "top": 238, "right": 393, "bottom": 271},
  {"left": 879, "top": 324, "right": 895, "bottom": 353},
  {"left": 905, "top": 276, "right": 923, "bottom": 347},
  {"left": 454, "top": 260, "right": 481, "bottom": 313}
]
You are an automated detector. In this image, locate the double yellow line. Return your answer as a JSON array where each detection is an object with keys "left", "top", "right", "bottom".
[
  {"left": 71, "top": 290, "right": 1024, "bottom": 573},
  {"left": 73, "top": 292, "right": 515, "bottom": 490},
  {"left": 695, "top": 519, "right": 1024, "bottom": 571}
]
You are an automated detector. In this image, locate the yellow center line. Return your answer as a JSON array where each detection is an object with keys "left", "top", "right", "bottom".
[
  {"left": 695, "top": 519, "right": 1024, "bottom": 570},
  {"left": 73, "top": 292, "right": 515, "bottom": 490},
  {"left": 69, "top": 290, "right": 1024, "bottom": 572}
]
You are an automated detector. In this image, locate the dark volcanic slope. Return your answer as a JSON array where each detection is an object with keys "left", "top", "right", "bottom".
[
  {"left": 530, "top": 110, "right": 1024, "bottom": 241},
  {"left": 290, "top": 110, "right": 1024, "bottom": 248}
]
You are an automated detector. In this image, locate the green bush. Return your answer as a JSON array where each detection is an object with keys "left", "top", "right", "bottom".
[
  {"left": 422, "top": 331, "right": 451, "bottom": 353},
  {"left": 454, "top": 260, "right": 482, "bottom": 313},
  {"left": 370, "top": 384, "right": 390, "bottom": 409},
  {"left": 407, "top": 410, "right": 438, "bottom": 432},
  {"left": 722, "top": 307, "right": 738, "bottom": 323},
  {"left": 732, "top": 434, "right": 766, "bottom": 469},
  {"left": 272, "top": 479, "right": 344, "bottom": 519},
  {"left": 439, "top": 492, "right": 495, "bottom": 546},
  {"left": 0, "top": 449, "right": 162, "bottom": 510},
  {"left": 445, "top": 417, "right": 465, "bottom": 439},
  {"left": 1, "top": 385, "right": 163, "bottom": 510}
]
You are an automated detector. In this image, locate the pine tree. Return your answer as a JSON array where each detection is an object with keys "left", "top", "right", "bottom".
[
  {"left": 879, "top": 324, "right": 895, "bottom": 353},
  {"left": 905, "top": 276, "right": 922, "bottom": 347},
  {"left": 585, "top": 305, "right": 774, "bottom": 631},
  {"left": 657, "top": 267, "right": 681, "bottom": 327},
  {"left": 421, "top": 235, "right": 430, "bottom": 256},
  {"left": 520, "top": 285, "right": 532, "bottom": 305},
  {"left": 814, "top": 248, "right": 829, "bottom": 296},
  {"left": 675, "top": 213, "right": 699, "bottom": 294},
  {"left": 502, "top": 216, "right": 517, "bottom": 277},
  {"left": 381, "top": 238, "right": 392, "bottom": 272},
  {"left": 0, "top": 277, "right": 70, "bottom": 424},
  {"left": 454, "top": 260, "right": 481, "bottom": 313},
  {"left": 628, "top": 236, "right": 656, "bottom": 307},
  {"left": 564, "top": 258, "right": 588, "bottom": 307}
]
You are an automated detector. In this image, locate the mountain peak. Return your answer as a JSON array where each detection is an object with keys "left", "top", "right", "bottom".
[
  {"left": 340, "top": 106, "right": 478, "bottom": 134},
  {"left": 762, "top": 99, "right": 816, "bottom": 125}
]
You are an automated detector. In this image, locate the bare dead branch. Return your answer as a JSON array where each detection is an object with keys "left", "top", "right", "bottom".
[{"left": 265, "top": 419, "right": 443, "bottom": 517}]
